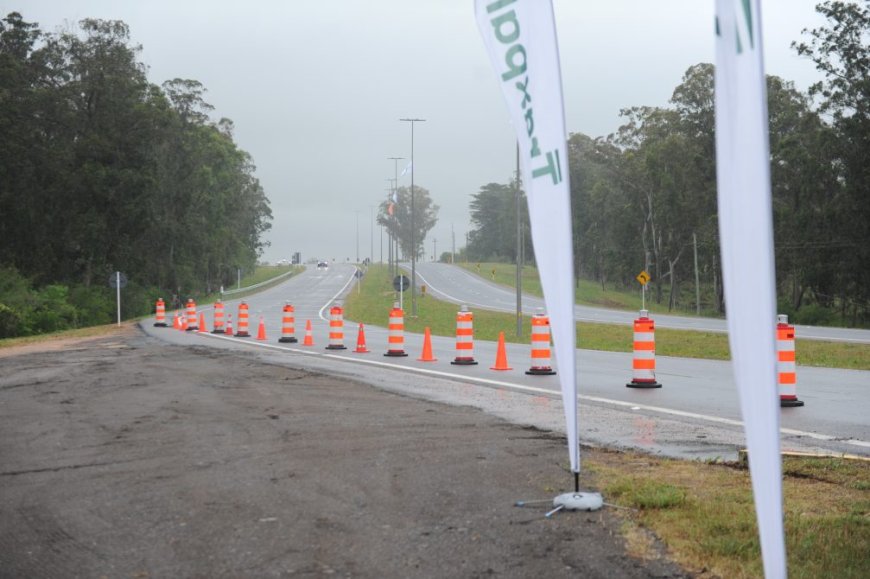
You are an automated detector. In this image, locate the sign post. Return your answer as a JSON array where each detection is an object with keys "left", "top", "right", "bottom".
[
  {"left": 108, "top": 272, "right": 128, "bottom": 326},
  {"left": 393, "top": 275, "right": 410, "bottom": 312},
  {"left": 636, "top": 270, "right": 651, "bottom": 311}
]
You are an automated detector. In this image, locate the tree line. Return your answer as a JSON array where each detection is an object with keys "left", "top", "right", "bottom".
[
  {"left": 0, "top": 14, "right": 272, "bottom": 336},
  {"left": 466, "top": 1, "right": 868, "bottom": 327}
]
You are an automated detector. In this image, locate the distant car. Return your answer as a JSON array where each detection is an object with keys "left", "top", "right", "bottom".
[{"left": 317, "top": 261, "right": 329, "bottom": 270}]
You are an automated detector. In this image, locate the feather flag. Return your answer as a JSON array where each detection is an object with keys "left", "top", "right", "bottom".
[
  {"left": 400, "top": 161, "right": 413, "bottom": 177},
  {"left": 715, "top": 1, "right": 786, "bottom": 577},
  {"left": 475, "top": 0, "right": 579, "bottom": 474}
]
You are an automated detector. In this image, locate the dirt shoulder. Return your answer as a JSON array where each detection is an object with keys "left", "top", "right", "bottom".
[{"left": 0, "top": 327, "right": 689, "bottom": 578}]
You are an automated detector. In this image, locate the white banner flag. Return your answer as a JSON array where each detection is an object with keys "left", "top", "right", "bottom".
[
  {"left": 715, "top": 1, "right": 786, "bottom": 577},
  {"left": 475, "top": 0, "right": 579, "bottom": 473}
]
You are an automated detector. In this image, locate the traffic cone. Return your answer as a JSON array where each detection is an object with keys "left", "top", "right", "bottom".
[
  {"left": 303, "top": 319, "right": 314, "bottom": 346},
  {"left": 226, "top": 313, "right": 233, "bottom": 335},
  {"left": 418, "top": 327, "right": 437, "bottom": 362},
  {"left": 180, "top": 313, "right": 188, "bottom": 331},
  {"left": 354, "top": 323, "right": 370, "bottom": 353},
  {"left": 173, "top": 311, "right": 181, "bottom": 330},
  {"left": 198, "top": 312, "right": 207, "bottom": 333},
  {"left": 490, "top": 331, "right": 512, "bottom": 371},
  {"left": 256, "top": 316, "right": 267, "bottom": 341}
]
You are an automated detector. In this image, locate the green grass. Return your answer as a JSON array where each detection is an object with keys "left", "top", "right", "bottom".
[
  {"left": 458, "top": 262, "right": 721, "bottom": 317},
  {"left": 344, "top": 265, "right": 870, "bottom": 370},
  {"left": 590, "top": 450, "right": 870, "bottom": 578}
]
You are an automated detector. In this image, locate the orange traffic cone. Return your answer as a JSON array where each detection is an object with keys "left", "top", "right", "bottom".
[
  {"left": 490, "top": 331, "right": 512, "bottom": 371},
  {"left": 198, "top": 312, "right": 207, "bottom": 333},
  {"left": 303, "top": 319, "right": 314, "bottom": 346},
  {"left": 256, "top": 316, "right": 267, "bottom": 340},
  {"left": 180, "top": 313, "right": 188, "bottom": 331},
  {"left": 173, "top": 312, "right": 181, "bottom": 330},
  {"left": 354, "top": 323, "right": 370, "bottom": 353},
  {"left": 226, "top": 313, "right": 233, "bottom": 335},
  {"left": 418, "top": 327, "right": 437, "bottom": 362}
]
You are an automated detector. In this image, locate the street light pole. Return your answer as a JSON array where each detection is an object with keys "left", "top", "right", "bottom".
[
  {"left": 355, "top": 210, "right": 359, "bottom": 263},
  {"left": 399, "top": 118, "right": 425, "bottom": 316},
  {"left": 388, "top": 157, "right": 404, "bottom": 279}
]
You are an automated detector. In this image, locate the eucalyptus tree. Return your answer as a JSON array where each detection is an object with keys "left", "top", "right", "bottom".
[{"left": 377, "top": 185, "right": 439, "bottom": 260}]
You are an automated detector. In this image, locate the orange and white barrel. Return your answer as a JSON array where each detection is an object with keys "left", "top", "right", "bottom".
[
  {"left": 235, "top": 301, "right": 251, "bottom": 337},
  {"left": 212, "top": 300, "right": 225, "bottom": 334},
  {"left": 154, "top": 298, "right": 167, "bottom": 327},
  {"left": 777, "top": 314, "right": 804, "bottom": 407},
  {"left": 450, "top": 305, "right": 478, "bottom": 365},
  {"left": 626, "top": 310, "right": 661, "bottom": 388},
  {"left": 326, "top": 304, "right": 347, "bottom": 350},
  {"left": 384, "top": 303, "right": 408, "bottom": 357},
  {"left": 279, "top": 302, "right": 297, "bottom": 343},
  {"left": 185, "top": 299, "right": 198, "bottom": 331},
  {"left": 526, "top": 311, "right": 556, "bottom": 375}
]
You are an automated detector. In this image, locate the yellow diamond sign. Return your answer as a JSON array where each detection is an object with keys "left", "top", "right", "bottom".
[{"left": 636, "top": 270, "right": 651, "bottom": 286}]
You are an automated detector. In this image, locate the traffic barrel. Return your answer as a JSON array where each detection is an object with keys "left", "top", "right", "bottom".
[
  {"left": 278, "top": 302, "right": 298, "bottom": 343},
  {"left": 212, "top": 300, "right": 226, "bottom": 334},
  {"left": 326, "top": 304, "right": 347, "bottom": 350},
  {"left": 185, "top": 299, "right": 198, "bottom": 331},
  {"left": 384, "top": 302, "right": 408, "bottom": 357},
  {"left": 450, "top": 305, "right": 478, "bottom": 365},
  {"left": 526, "top": 311, "right": 556, "bottom": 375},
  {"left": 153, "top": 298, "right": 167, "bottom": 327},
  {"left": 235, "top": 302, "right": 251, "bottom": 337},
  {"left": 626, "top": 310, "right": 661, "bottom": 388},
  {"left": 777, "top": 315, "right": 804, "bottom": 407}
]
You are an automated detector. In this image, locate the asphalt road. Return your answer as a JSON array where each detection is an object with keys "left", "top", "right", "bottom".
[
  {"left": 144, "top": 264, "right": 869, "bottom": 460},
  {"left": 411, "top": 262, "right": 870, "bottom": 344}
]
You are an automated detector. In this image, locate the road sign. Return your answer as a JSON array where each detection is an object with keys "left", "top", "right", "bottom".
[
  {"left": 393, "top": 275, "right": 410, "bottom": 292},
  {"left": 636, "top": 270, "right": 651, "bottom": 286},
  {"left": 108, "top": 272, "right": 128, "bottom": 289}
]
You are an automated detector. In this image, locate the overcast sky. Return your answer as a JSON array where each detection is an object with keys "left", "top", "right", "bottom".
[{"left": 17, "top": 1, "right": 827, "bottom": 264}]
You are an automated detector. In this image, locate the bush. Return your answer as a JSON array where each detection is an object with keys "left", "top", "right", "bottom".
[{"left": 0, "top": 302, "right": 23, "bottom": 338}]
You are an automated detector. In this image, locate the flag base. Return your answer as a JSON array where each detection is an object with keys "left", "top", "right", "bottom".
[{"left": 551, "top": 492, "right": 604, "bottom": 514}]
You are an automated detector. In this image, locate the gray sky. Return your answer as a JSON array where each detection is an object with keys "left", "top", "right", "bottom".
[{"left": 16, "top": 1, "right": 826, "bottom": 264}]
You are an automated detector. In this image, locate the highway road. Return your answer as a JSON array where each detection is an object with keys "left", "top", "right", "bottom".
[
  {"left": 411, "top": 262, "right": 870, "bottom": 344},
  {"left": 142, "top": 264, "right": 869, "bottom": 460}
]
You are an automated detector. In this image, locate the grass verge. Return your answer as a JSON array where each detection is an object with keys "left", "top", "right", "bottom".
[
  {"left": 345, "top": 265, "right": 870, "bottom": 370},
  {"left": 582, "top": 448, "right": 869, "bottom": 578}
]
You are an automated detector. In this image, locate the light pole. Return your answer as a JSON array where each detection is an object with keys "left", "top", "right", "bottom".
[
  {"left": 399, "top": 118, "right": 425, "bottom": 316},
  {"left": 355, "top": 210, "right": 359, "bottom": 263},
  {"left": 433, "top": 237, "right": 437, "bottom": 262},
  {"left": 387, "top": 157, "right": 405, "bottom": 276}
]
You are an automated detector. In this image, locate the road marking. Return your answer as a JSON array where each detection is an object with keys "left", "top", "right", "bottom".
[{"left": 198, "top": 330, "right": 869, "bottom": 452}]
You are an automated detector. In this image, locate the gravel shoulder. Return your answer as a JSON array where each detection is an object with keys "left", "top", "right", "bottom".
[{"left": 0, "top": 326, "right": 689, "bottom": 578}]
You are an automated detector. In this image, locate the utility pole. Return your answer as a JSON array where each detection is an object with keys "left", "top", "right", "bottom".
[
  {"left": 694, "top": 232, "right": 701, "bottom": 315},
  {"left": 451, "top": 224, "right": 455, "bottom": 264},
  {"left": 433, "top": 238, "right": 437, "bottom": 262},
  {"left": 399, "top": 118, "right": 425, "bottom": 317}
]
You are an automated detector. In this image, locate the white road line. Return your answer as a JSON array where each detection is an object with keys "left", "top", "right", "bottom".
[{"left": 197, "top": 330, "right": 869, "bottom": 451}]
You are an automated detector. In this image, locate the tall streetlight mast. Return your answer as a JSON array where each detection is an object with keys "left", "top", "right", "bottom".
[
  {"left": 387, "top": 157, "right": 404, "bottom": 278},
  {"left": 399, "top": 118, "right": 425, "bottom": 316}
]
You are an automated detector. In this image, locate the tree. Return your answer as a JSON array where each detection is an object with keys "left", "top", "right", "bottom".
[
  {"left": 466, "top": 182, "right": 531, "bottom": 262},
  {"left": 793, "top": 0, "right": 869, "bottom": 324},
  {"left": 377, "top": 185, "right": 438, "bottom": 260}
]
